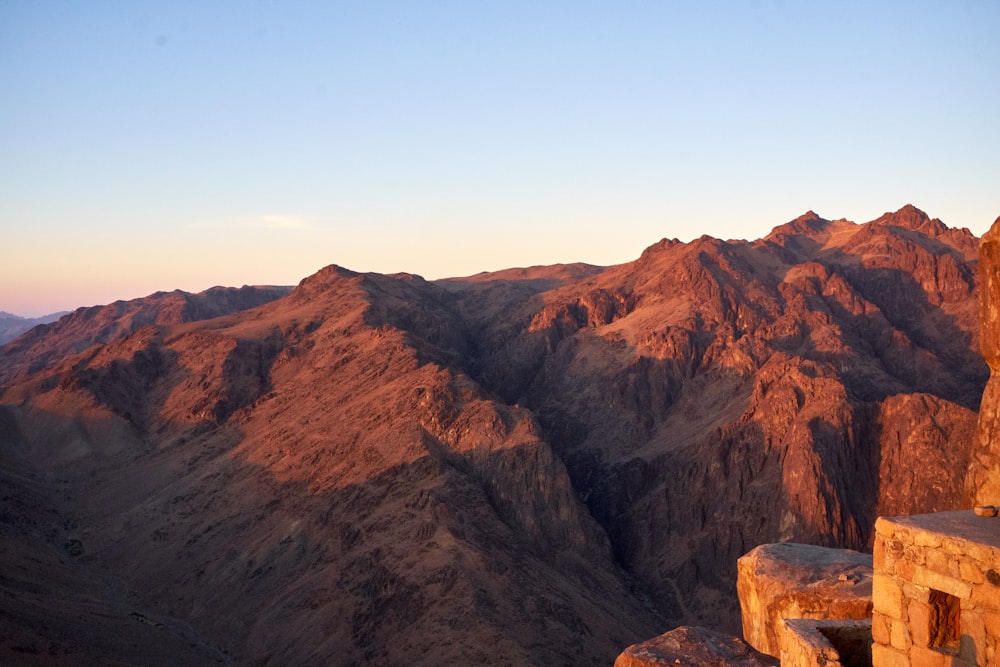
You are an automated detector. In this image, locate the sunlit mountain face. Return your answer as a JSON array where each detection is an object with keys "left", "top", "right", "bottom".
[{"left": 0, "top": 206, "right": 986, "bottom": 665}]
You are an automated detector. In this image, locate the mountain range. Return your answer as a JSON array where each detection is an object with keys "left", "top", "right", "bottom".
[
  {"left": 0, "top": 205, "right": 986, "bottom": 665},
  {"left": 0, "top": 311, "right": 68, "bottom": 346}
]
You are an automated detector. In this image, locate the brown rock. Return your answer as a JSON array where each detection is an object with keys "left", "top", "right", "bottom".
[
  {"left": 0, "top": 205, "right": 986, "bottom": 662},
  {"left": 969, "top": 215, "right": 1000, "bottom": 506},
  {"left": 737, "top": 542, "right": 873, "bottom": 657},
  {"left": 614, "top": 626, "right": 778, "bottom": 667}
]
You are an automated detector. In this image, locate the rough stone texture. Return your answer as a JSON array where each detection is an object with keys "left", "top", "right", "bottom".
[
  {"left": 737, "top": 542, "right": 873, "bottom": 657},
  {"left": 779, "top": 618, "right": 872, "bottom": 667},
  {"left": 614, "top": 626, "right": 777, "bottom": 667},
  {"left": 872, "top": 510, "right": 1000, "bottom": 667},
  {"left": 0, "top": 285, "right": 293, "bottom": 386},
  {"left": 0, "top": 206, "right": 986, "bottom": 662},
  {"left": 969, "top": 216, "right": 1000, "bottom": 507}
]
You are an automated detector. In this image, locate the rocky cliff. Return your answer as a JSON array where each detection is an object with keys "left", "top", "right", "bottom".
[
  {"left": 969, "top": 216, "right": 1000, "bottom": 506},
  {"left": 0, "top": 205, "right": 987, "bottom": 663}
]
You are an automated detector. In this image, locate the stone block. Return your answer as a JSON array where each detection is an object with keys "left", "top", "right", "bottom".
[
  {"left": 911, "top": 565, "right": 973, "bottom": 600},
  {"left": 891, "top": 617, "right": 912, "bottom": 650},
  {"left": 908, "top": 598, "right": 933, "bottom": 647},
  {"left": 970, "top": 580, "right": 1000, "bottom": 608},
  {"left": 960, "top": 608, "right": 986, "bottom": 661},
  {"left": 904, "top": 582, "right": 932, "bottom": 604},
  {"left": 736, "top": 542, "right": 872, "bottom": 657},
  {"left": 908, "top": 644, "right": 949, "bottom": 667},
  {"left": 872, "top": 612, "right": 891, "bottom": 645},
  {"left": 875, "top": 537, "right": 887, "bottom": 571},
  {"left": 959, "top": 559, "right": 986, "bottom": 585},
  {"left": 872, "top": 643, "right": 910, "bottom": 667},
  {"left": 875, "top": 573, "right": 904, "bottom": 619},
  {"left": 984, "top": 609, "right": 1000, "bottom": 636},
  {"left": 926, "top": 547, "right": 952, "bottom": 577}
]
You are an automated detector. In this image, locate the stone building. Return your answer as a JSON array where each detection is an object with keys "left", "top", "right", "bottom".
[{"left": 871, "top": 511, "right": 1000, "bottom": 667}]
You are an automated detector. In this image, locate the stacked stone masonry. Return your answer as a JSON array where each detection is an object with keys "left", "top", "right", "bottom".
[
  {"left": 872, "top": 511, "right": 1000, "bottom": 667},
  {"left": 779, "top": 618, "right": 873, "bottom": 667}
]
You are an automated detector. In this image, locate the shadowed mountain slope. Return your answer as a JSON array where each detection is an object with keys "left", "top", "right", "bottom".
[
  {"left": 0, "top": 205, "right": 987, "bottom": 662},
  {"left": 0, "top": 285, "right": 292, "bottom": 386},
  {"left": 0, "top": 266, "right": 659, "bottom": 665},
  {"left": 0, "top": 311, "right": 68, "bottom": 346}
]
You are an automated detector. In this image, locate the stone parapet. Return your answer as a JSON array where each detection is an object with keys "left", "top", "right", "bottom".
[
  {"left": 737, "top": 542, "right": 873, "bottom": 657},
  {"left": 779, "top": 618, "right": 872, "bottom": 667},
  {"left": 873, "top": 511, "right": 1000, "bottom": 667}
]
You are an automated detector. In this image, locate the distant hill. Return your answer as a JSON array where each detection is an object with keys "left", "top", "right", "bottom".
[
  {"left": 0, "top": 285, "right": 293, "bottom": 384},
  {"left": 0, "top": 205, "right": 987, "bottom": 665},
  {"left": 0, "top": 310, "right": 69, "bottom": 345}
]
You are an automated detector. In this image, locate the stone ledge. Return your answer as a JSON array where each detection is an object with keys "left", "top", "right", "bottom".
[
  {"left": 737, "top": 542, "right": 873, "bottom": 657},
  {"left": 779, "top": 618, "right": 872, "bottom": 667}
]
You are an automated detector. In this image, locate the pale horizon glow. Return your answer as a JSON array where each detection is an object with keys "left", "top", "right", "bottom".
[{"left": 2, "top": 2, "right": 998, "bottom": 318}]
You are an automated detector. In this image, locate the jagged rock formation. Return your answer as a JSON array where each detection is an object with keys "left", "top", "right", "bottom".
[
  {"left": 969, "top": 216, "right": 1000, "bottom": 506},
  {"left": 736, "top": 543, "right": 873, "bottom": 657},
  {"left": 614, "top": 626, "right": 778, "bottom": 667},
  {"left": 447, "top": 204, "right": 982, "bottom": 631},
  {"left": 0, "top": 267, "right": 659, "bottom": 665},
  {"left": 0, "top": 205, "right": 987, "bottom": 663}
]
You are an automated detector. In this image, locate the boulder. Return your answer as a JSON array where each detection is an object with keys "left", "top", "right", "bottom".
[
  {"left": 614, "top": 626, "right": 778, "bottom": 667},
  {"left": 736, "top": 542, "right": 873, "bottom": 657}
]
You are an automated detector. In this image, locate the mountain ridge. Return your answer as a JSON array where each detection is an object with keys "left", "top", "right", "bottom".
[{"left": 0, "top": 205, "right": 988, "bottom": 664}]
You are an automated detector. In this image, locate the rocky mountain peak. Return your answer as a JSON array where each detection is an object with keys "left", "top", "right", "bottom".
[
  {"left": 0, "top": 205, "right": 989, "bottom": 665},
  {"left": 873, "top": 204, "right": 942, "bottom": 234}
]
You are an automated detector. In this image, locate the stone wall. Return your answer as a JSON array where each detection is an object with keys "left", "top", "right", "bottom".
[
  {"left": 737, "top": 543, "right": 873, "bottom": 657},
  {"left": 872, "top": 511, "right": 1000, "bottom": 667},
  {"left": 779, "top": 618, "right": 872, "bottom": 667}
]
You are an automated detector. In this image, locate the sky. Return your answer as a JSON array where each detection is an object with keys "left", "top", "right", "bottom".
[{"left": 1, "top": 1, "right": 998, "bottom": 317}]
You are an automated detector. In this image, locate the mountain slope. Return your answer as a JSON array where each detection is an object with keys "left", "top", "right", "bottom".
[
  {"left": 0, "top": 285, "right": 292, "bottom": 386},
  {"left": 439, "top": 204, "right": 983, "bottom": 629},
  {"left": 0, "top": 204, "right": 986, "bottom": 661},
  {"left": 0, "top": 311, "right": 68, "bottom": 346},
  {"left": 0, "top": 267, "right": 660, "bottom": 665}
]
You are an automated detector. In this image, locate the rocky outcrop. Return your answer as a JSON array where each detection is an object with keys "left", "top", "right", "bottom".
[
  {"left": 0, "top": 206, "right": 986, "bottom": 663},
  {"left": 969, "top": 216, "right": 1000, "bottom": 506},
  {"left": 614, "top": 626, "right": 778, "bottom": 667},
  {"left": 0, "top": 266, "right": 660, "bottom": 665},
  {"left": 448, "top": 205, "right": 981, "bottom": 630},
  {"left": 737, "top": 543, "right": 873, "bottom": 657}
]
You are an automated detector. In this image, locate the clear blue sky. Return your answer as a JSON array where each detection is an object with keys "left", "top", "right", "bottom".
[{"left": 2, "top": 1, "right": 998, "bottom": 316}]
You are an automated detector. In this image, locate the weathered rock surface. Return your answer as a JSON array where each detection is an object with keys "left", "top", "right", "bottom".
[
  {"left": 0, "top": 284, "right": 292, "bottom": 385},
  {"left": 0, "top": 267, "right": 660, "bottom": 665},
  {"left": 450, "top": 204, "right": 982, "bottom": 631},
  {"left": 970, "top": 215, "right": 1000, "bottom": 506},
  {"left": 0, "top": 205, "right": 987, "bottom": 663},
  {"left": 737, "top": 542, "right": 873, "bottom": 657},
  {"left": 614, "top": 626, "right": 778, "bottom": 667}
]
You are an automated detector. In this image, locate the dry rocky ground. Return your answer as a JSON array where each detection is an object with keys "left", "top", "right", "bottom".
[{"left": 0, "top": 205, "right": 987, "bottom": 664}]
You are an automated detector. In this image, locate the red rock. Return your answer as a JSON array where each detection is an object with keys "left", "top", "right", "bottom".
[
  {"left": 614, "top": 626, "right": 777, "bottom": 667},
  {"left": 0, "top": 205, "right": 986, "bottom": 663}
]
